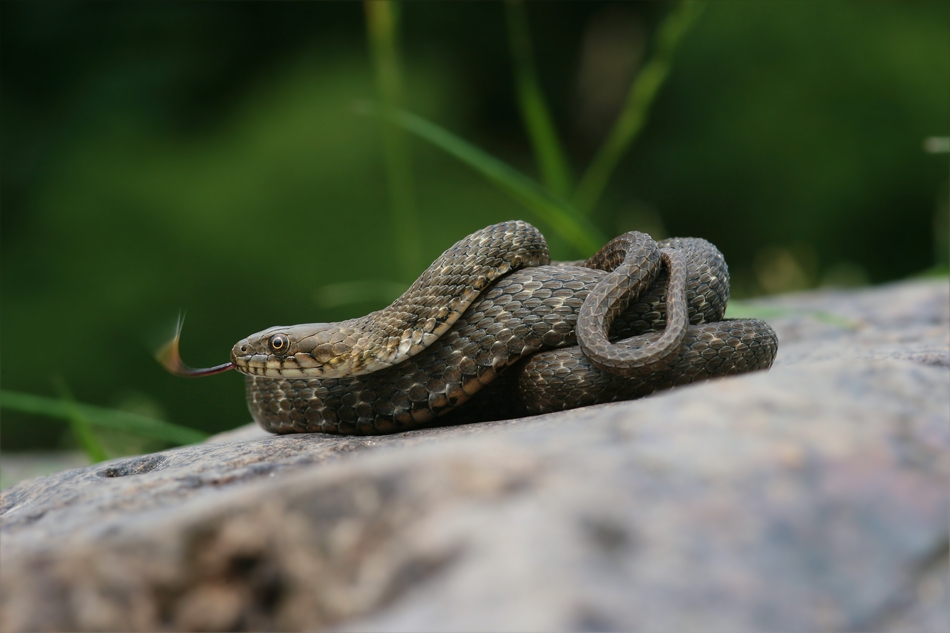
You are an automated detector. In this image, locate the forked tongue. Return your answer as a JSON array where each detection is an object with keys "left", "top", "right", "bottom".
[{"left": 155, "top": 314, "right": 234, "bottom": 377}]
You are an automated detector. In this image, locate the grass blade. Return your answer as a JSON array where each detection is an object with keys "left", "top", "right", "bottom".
[
  {"left": 506, "top": 0, "right": 573, "bottom": 198},
  {"left": 573, "top": 1, "right": 704, "bottom": 216},
  {"left": 365, "top": 0, "right": 421, "bottom": 280},
  {"left": 359, "top": 103, "right": 606, "bottom": 255},
  {"left": 0, "top": 390, "right": 209, "bottom": 445},
  {"left": 51, "top": 376, "right": 109, "bottom": 463}
]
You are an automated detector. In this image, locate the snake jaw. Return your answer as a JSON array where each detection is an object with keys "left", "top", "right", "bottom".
[
  {"left": 230, "top": 323, "right": 359, "bottom": 378},
  {"left": 230, "top": 321, "right": 405, "bottom": 378}
]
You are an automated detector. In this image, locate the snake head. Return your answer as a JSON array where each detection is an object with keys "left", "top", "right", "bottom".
[{"left": 230, "top": 322, "right": 384, "bottom": 378}]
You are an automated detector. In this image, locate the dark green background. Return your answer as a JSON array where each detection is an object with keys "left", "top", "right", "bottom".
[{"left": 2, "top": 1, "right": 947, "bottom": 451}]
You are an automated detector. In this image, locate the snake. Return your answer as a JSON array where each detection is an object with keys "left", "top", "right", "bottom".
[{"left": 160, "top": 221, "right": 778, "bottom": 435}]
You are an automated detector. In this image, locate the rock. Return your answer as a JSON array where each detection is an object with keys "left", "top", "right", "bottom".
[{"left": 1, "top": 278, "right": 947, "bottom": 632}]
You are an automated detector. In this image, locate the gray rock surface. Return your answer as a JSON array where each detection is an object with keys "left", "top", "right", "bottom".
[{"left": 1, "top": 278, "right": 947, "bottom": 632}]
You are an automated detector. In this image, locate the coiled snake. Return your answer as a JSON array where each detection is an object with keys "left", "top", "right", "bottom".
[{"left": 161, "top": 221, "right": 778, "bottom": 435}]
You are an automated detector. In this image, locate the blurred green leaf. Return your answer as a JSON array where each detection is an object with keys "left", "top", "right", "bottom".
[
  {"left": 365, "top": 0, "right": 421, "bottom": 281},
  {"left": 573, "top": 0, "right": 704, "bottom": 216},
  {"left": 506, "top": 0, "right": 573, "bottom": 198},
  {"left": 0, "top": 391, "right": 209, "bottom": 445},
  {"left": 51, "top": 376, "right": 109, "bottom": 463},
  {"left": 358, "top": 103, "right": 606, "bottom": 255}
]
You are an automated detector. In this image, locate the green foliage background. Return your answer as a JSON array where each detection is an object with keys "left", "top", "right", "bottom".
[{"left": 2, "top": 1, "right": 947, "bottom": 452}]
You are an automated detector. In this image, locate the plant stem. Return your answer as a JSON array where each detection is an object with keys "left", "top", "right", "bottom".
[
  {"left": 506, "top": 0, "right": 573, "bottom": 198},
  {"left": 365, "top": 0, "right": 421, "bottom": 281},
  {"left": 573, "top": 0, "right": 704, "bottom": 216}
]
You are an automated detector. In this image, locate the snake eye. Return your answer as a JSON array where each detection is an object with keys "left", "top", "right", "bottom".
[{"left": 268, "top": 333, "right": 289, "bottom": 354}]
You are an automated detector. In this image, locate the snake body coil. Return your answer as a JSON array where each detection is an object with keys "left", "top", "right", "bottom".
[{"left": 233, "top": 223, "right": 777, "bottom": 435}]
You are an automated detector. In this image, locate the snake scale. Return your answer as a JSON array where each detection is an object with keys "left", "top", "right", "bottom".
[{"left": 223, "top": 221, "right": 778, "bottom": 435}]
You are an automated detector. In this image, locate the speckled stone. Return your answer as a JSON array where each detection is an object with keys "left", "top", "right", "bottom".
[{"left": 1, "top": 278, "right": 947, "bottom": 632}]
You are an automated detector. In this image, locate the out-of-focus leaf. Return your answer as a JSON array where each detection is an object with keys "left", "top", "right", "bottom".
[
  {"left": 365, "top": 0, "right": 421, "bottom": 281},
  {"left": 358, "top": 103, "right": 606, "bottom": 255},
  {"left": 573, "top": 1, "right": 704, "bottom": 216},
  {"left": 0, "top": 391, "right": 209, "bottom": 445},
  {"left": 51, "top": 376, "right": 109, "bottom": 463},
  {"left": 506, "top": 0, "right": 573, "bottom": 198}
]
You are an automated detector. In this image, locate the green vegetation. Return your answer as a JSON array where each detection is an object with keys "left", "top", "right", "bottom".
[
  {"left": 1, "top": 1, "right": 946, "bottom": 454},
  {"left": 365, "top": 0, "right": 421, "bottom": 282},
  {"left": 1, "top": 391, "right": 209, "bottom": 446},
  {"left": 360, "top": 104, "right": 606, "bottom": 253},
  {"left": 366, "top": 1, "right": 698, "bottom": 257},
  {"left": 571, "top": 1, "right": 703, "bottom": 217}
]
